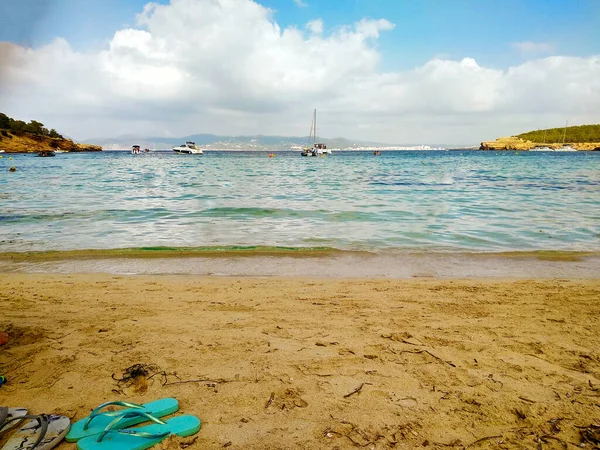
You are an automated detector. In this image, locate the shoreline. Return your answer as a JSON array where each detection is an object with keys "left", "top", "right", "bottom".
[
  {"left": 1, "top": 274, "right": 598, "bottom": 449},
  {"left": 1, "top": 249, "right": 599, "bottom": 278},
  {"left": 1, "top": 247, "right": 597, "bottom": 261}
]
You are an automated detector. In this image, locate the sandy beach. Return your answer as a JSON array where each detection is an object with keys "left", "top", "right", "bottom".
[{"left": 1, "top": 274, "right": 599, "bottom": 449}]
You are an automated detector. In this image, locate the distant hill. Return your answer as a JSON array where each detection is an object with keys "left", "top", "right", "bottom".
[
  {"left": 517, "top": 124, "right": 600, "bottom": 143},
  {"left": 88, "top": 134, "right": 397, "bottom": 150}
]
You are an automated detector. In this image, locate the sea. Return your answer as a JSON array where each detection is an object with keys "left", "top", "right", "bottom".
[{"left": 1, "top": 150, "right": 599, "bottom": 257}]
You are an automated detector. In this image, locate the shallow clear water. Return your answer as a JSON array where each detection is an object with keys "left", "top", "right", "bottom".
[{"left": 1, "top": 150, "right": 599, "bottom": 253}]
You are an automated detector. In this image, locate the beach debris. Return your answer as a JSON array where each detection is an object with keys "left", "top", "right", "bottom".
[
  {"left": 153, "top": 434, "right": 197, "bottom": 449},
  {"left": 324, "top": 421, "right": 422, "bottom": 448},
  {"left": 579, "top": 424, "right": 600, "bottom": 446},
  {"left": 265, "top": 392, "right": 275, "bottom": 409},
  {"left": 514, "top": 408, "right": 527, "bottom": 420},
  {"left": 112, "top": 363, "right": 161, "bottom": 385},
  {"left": 343, "top": 382, "right": 372, "bottom": 398},
  {"left": 538, "top": 435, "right": 570, "bottom": 449},
  {"left": 381, "top": 332, "right": 424, "bottom": 346},
  {"left": 399, "top": 349, "right": 456, "bottom": 367},
  {"left": 112, "top": 363, "right": 163, "bottom": 393},
  {"left": 179, "top": 436, "right": 198, "bottom": 448},
  {"left": 160, "top": 375, "right": 230, "bottom": 387},
  {"left": 113, "top": 363, "right": 228, "bottom": 388}
]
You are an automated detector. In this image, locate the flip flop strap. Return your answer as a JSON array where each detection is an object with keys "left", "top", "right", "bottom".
[
  {"left": 30, "top": 414, "right": 49, "bottom": 450},
  {"left": 97, "top": 428, "right": 170, "bottom": 443},
  {"left": 96, "top": 411, "right": 167, "bottom": 443},
  {"left": 0, "top": 407, "right": 7, "bottom": 428},
  {"left": 1, "top": 414, "right": 48, "bottom": 448},
  {"left": 84, "top": 401, "right": 144, "bottom": 430},
  {"left": 0, "top": 414, "right": 41, "bottom": 438}
]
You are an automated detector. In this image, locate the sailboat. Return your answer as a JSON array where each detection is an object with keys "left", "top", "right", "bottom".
[
  {"left": 557, "top": 120, "right": 576, "bottom": 151},
  {"left": 531, "top": 128, "right": 551, "bottom": 151},
  {"left": 301, "top": 109, "right": 331, "bottom": 157}
]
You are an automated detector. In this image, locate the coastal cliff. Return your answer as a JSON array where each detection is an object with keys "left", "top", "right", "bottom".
[
  {"left": 0, "top": 112, "right": 102, "bottom": 153},
  {"left": 0, "top": 130, "right": 102, "bottom": 153},
  {"left": 479, "top": 137, "right": 599, "bottom": 151},
  {"left": 480, "top": 124, "right": 600, "bottom": 151}
]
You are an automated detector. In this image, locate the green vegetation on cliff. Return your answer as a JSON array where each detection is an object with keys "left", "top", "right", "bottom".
[
  {"left": 0, "top": 112, "right": 101, "bottom": 153},
  {"left": 0, "top": 112, "right": 63, "bottom": 139},
  {"left": 517, "top": 124, "right": 600, "bottom": 143}
]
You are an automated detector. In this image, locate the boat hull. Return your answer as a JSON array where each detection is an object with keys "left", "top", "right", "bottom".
[{"left": 173, "top": 148, "right": 203, "bottom": 155}]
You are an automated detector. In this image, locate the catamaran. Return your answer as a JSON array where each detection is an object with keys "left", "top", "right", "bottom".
[
  {"left": 173, "top": 141, "right": 203, "bottom": 154},
  {"left": 301, "top": 109, "right": 331, "bottom": 157}
]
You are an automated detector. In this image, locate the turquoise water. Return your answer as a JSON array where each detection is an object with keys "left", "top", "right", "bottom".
[{"left": 0, "top": 150, "right": 599, "bottom": 253}]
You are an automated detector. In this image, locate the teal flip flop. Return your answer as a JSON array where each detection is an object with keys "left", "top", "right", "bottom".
[
  {"left": 66, "top": 398, "right": 178, "bottom": 442},
  {"left": 76, "top": 413, "right": 201, "bottom": 450}
]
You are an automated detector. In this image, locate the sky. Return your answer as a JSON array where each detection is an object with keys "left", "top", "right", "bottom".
[{"left": 0, "top": 0, "right": 599, "bottom": 144}]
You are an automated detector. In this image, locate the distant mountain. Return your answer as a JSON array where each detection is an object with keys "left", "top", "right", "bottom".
[{"left": 87, "top": 133, "right": 399, "bottom": 150}]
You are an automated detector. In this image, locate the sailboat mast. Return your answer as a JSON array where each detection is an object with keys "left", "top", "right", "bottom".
[
  {"left": 313, "top": 109, "right": 316, "bottom": 146},
  {"left": 562, "top": 120, "right": 568, "bottom": 145}
]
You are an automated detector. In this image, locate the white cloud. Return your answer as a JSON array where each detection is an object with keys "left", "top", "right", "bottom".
[
  {"left": 306, "top": 19, "right": 323, "bottom": 35},
  {"left": 512, "top": 41, "right": 554, "bottom": 54},
  {"left": 0, "top": 0, "right": 599, "bottom": 145},
  {"left": 293, "top": 0, "right": 307, "bottom": 7}
]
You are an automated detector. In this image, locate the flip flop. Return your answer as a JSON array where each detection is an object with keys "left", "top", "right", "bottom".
[
  {"left": 77, "top": 413, "right": 200, "bottom": 450},
  {"left": 0, "top": 414, "right": 70, "bottom": 450},
  {"left": 65, "top": 398, "right": 178, "bottom": 442},
  {"left": 0, "top": 407, "right": 28, "bottom": 434}
]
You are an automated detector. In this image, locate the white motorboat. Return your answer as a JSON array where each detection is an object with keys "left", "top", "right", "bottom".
[{"left": 173, "top": 141, "right": 203, "bottom": 154}]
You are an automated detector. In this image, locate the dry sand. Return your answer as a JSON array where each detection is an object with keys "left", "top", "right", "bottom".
[{"left": 1, "top": 274, "right": 599, "bottom": 449}]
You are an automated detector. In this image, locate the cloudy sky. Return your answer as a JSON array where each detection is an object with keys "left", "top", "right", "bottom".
[{"left": 1, "top": 0, "right": 599, "bottom": 144}]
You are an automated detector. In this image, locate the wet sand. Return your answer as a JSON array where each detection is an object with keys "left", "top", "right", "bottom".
[
  {"left": 1, "top": 251, "right": 599, "bottom": 278},
  {"left": 1, "top": 273, "right": 599, "bottom": 449}
]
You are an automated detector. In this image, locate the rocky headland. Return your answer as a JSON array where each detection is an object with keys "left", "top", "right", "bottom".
[
  {"left": 0, "top": 112, "right": 102, "bottom": 153},
  {"left": 480, "top": 124, "right": 600, "bottom": 151},
  {"left": 479, "top": 137, "right": 600, "bottom": 151},
  {"left": 0, "top": 130, "right": 102, "bottom": 153}
]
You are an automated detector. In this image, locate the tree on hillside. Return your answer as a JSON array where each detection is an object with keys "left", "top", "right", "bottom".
[
  {"left": 0, "top": 113, "right": 9, "bottom": 129},
  {"left": 9, "top": 119, "right": 27, "bottom": 132},
  {"left": 518, "top": 124, "right": 600, "bottom": 143},
  {"left": 27, "top": 120, "right": 45, "bottom": 134},
  {"left": 0, "top": 112, "right": 64, "bottom": 138}
]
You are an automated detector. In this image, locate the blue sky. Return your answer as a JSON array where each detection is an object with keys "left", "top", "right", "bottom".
[{"left": 2, "top": 0, "right": 599, "bottom": 69}]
